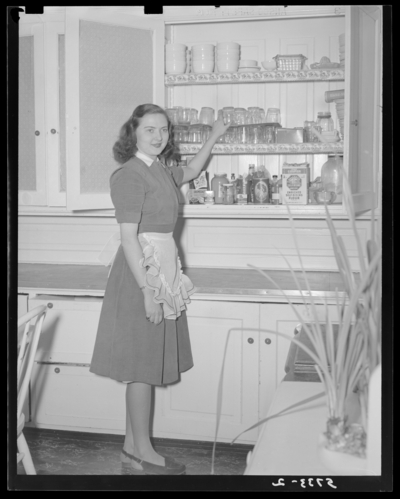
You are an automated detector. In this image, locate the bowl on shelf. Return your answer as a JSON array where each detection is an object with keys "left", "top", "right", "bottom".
[
  {"left": 239, "top": 59, "right": 258, "bottom": 67},
  {"left": 192, "top": 44, "right": 215, "bottom": 56},
  {"left": 165, "top": 43, "right": 187, "bottom": 54},
  {"left": 216, "top": 41, "right": 240, "bottom": 50},
  {"left": 238, "top": 67, "right": 261, "bottom": 73},
  {"left": 217, "top": 48, "right": 240, "bottom": 57},
  {"left": 192, "top": 60, "right": 215, "bottom": 73},
  {"left": 165, "top": 60, "right": 187, "bottom": 74},
  {"left": 261, "top": 60, "right": 277, "bottom": 71},
  {"left": 192, "top": 53, "right": 215, "bottom": 61},
  {"left": 166, "top": 53, "right": 187, "bottom": 61},
  {"left": 216, "top": 60, "right": 239, "bottom": 73}
]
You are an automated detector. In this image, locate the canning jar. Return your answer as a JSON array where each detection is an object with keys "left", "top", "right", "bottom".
[
  {"left": 222, "top": 184, "right": 235, "bottom": 204},
  {"left": 321, "top": 155, "right": 343, "bottom": 194},
  {"left": 304, "top": 121, "right": 320, "bottom": 142},
  {"left": 211, "top": 173, "right": 228, "bottom": 204},
  {"left": 317, "top": 112, "right": 334, "bottom": 132},
  {"left": 188, "top": 124, "right": 203, "bottom": 143}
]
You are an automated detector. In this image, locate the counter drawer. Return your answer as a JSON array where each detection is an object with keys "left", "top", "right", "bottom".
[
  {"left": 29, "top": 295, "right": 103, "bottom": 364},
  {"left": 30, "top": 362, "right": 126, "bottom": 433}
]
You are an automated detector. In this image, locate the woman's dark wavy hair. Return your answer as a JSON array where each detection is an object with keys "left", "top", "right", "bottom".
[{"left": 112, "top": 104, "right": 181, "bottom": 165}]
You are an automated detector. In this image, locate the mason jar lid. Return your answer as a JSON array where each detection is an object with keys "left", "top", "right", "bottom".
[
  {"left": 222, "top": 183, "right": 233, "bottom": 186},
  {"left": 317, "top": 112, "right": 332, "bottom": 118},
  {"left": 214, "top": 173, "right": 228, "bottom": 177}
]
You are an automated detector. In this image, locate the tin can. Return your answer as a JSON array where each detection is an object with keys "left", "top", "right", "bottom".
[{"left": 252, "top": 178, "right": 270, "bottom": 204}]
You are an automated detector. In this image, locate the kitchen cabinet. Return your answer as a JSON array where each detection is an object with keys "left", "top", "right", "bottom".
[
  {"left": 165, "top": 5, "right": 382, "bottom": 216},
  {"left": 25, "top": 292, "right": 341, "bottom": 443},
  {"left": 18, "top": 9, "right": 165, "bottom": 211},
  {"left": 25, "top": 293, "right": 278, "bottom": 444},
  {"left": 18, "top": 6, "right": 382, "bottom": 217}
]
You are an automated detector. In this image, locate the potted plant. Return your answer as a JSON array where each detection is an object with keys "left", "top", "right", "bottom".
[{"left": 211, "top": 168, "right": 381, "bottom": 475}]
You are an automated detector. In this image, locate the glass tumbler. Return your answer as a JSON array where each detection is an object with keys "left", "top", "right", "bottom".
[
  {"left": 199, "top": 107, "right": 215, "bottom": 126},
  {"left": 265, "top": 108, "right": 281, "bottom": 124},
  {"left": 178, "top": 107, "right": 191, "bottom": 125},
  {"left": 190, "top": 109, "right": 199, "bottom": 124},
  {"left": 165, "top": 108, "right": 179, "bottom": 125},
  {"left": 173, "top": 125, "right": 189, "bottom": 143}
]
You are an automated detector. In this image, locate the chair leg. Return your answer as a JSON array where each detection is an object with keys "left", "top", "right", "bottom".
[{"left": 17, "top": 432, "right": 36, "bottom": 475}]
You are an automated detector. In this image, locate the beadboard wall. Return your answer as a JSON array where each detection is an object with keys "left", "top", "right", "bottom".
[{"left": 18, "top": 215, "right": 371, "bottom": 272}]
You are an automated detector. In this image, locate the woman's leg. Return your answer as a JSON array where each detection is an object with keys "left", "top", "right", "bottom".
[{"left": 122, "top": 381, "right": 165, "bottom": 466}]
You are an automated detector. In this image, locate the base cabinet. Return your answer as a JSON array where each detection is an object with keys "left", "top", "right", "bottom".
[
  {"left": 25, "top": 293, "right": 335, "bottom": 444},
  {"left": 152, "top": 300, "right": 260, "bottom": 444}
]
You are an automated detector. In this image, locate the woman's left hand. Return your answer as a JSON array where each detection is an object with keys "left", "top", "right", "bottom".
[{"left": 210, "top": 118, "right": 231, "bottom": 140}]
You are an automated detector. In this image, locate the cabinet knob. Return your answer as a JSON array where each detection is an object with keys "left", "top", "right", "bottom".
[
  {"left": 35, "top": 130, "right": 40, "bottom": 136},
  {"left": 247, "top": 338, "right": 254, "bottom": 344},
  {"left": 54, "top": 367, "right": 60, "bottom": 373},
  {"left": 51, "top": 128, "right": 57, "bottom": 134},
  {"left": 265, "top": 338, "right": 272, "bottom": 345},
  {"left": 47, "top": 302, "right": 53, "bottom": 308},
  {"left": 351, "top": 119, "right": 358, "bottom": 126}
]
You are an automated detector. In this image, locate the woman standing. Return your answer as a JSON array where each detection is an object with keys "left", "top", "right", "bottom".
[{"left": 90, "top": 104, "right": 229, "bottom": 475}]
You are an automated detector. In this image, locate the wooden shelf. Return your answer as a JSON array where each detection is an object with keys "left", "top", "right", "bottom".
[
  {"left": 165, "top": 69, "right": 344, "bottom": 86},
  {"left": 178, "top": 141, "right": 344, "bottom": 155}
]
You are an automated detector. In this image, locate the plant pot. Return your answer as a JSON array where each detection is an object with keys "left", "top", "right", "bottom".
[{"left": 318, "top": 433, "right": 370, "bottom": 475}]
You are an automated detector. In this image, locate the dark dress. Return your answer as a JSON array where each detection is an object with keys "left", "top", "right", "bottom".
[{"left": 89, "top": 156, "right": 194, "bottom": 386}]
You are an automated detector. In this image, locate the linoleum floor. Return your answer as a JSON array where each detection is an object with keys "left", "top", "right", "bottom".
[{"left": 17, "top": 428, "right": 253, "bottom": 476}]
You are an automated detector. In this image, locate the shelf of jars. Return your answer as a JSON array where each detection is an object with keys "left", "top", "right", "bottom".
[
  {"left": 178, "top": 141, "right": 344, "bottom": 155},
  {"left": 165, "top": 69, "right": 345, "bottom": 86}
]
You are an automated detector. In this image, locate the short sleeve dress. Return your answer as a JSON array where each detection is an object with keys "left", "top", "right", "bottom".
[{"left": 89, "top": 155, "right": 195, "bottom": 386}]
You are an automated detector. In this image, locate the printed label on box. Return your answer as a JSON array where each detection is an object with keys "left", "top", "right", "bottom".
[{"left": 282, "top": 166, "right": 309, "bottom": 205}]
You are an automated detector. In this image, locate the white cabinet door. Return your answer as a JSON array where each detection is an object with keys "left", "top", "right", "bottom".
[
  {"left": 259, "top": 302, "right": 340, "bottom": 420},
  {"left": 345, "top": 5, "right": 382, "bottom": 214},
  {"left": 65, "top": 8, "right": 165, "bottom": 210},
  {"left": 18, "top": 23, "right": 47, "bottom": 206},
  {"left": 152, "top": 300, "right": 260, "bottom": 444}
]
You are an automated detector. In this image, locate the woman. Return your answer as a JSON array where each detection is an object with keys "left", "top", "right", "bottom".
[{"left": 90, "top": 104, "right": 229, "bottom": 475}]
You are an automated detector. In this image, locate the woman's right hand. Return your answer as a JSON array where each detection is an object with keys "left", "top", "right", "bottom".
[{"left": 142, "top": 287, "right": 164, "bottom": 325}]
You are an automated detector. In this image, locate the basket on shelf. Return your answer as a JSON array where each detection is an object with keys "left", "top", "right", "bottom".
[{"left": 273, "top": 54, "right": 307, "bottom": 71}]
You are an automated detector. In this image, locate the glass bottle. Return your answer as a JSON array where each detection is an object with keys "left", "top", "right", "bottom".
[
  {"left": 247, "top": 164, "right": 255, "bottom": 203},
  {"left": 211, "top": 173, "right": 228, "bottom": 204},
  {"left": 230, "top": 173, "right": 237, "bottom": 202},
  {"left": 317, "top": 112, "right": 334, "bottom": 132},
  {"left": 271, "top": 175, "right": 279, "bottom": 204},
  {"left": 321, "top": 155, "right": 343, "bottom": 194}
]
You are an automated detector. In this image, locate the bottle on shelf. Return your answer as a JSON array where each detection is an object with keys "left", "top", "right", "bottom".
[
  {"left": 230, "top": 173, "right": 237, "bottom": 203},
  {"left": 246, "top": 164, "right": 255, "bottom": 203},
  {"left": 211, "top": 173, "right": 228, "bottom": 204},
  {"left": 271, "top": 175, "right": 280, "bottom": 205},
  {"left": 277, "top": 176, "right": 283, "bottom": 204}
]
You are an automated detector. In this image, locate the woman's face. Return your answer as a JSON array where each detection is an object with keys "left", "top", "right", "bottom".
[{"left": 135, "top": 113, "right": 169, "bottom": 159}]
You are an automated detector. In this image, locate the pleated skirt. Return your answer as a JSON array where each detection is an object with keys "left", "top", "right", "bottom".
[{"left": 89, "top": 245, "right": 194, "bottom": 386}]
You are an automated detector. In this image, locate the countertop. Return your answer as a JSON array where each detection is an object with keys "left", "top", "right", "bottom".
[{"left": 18, "top": 263, "right": 356, "bottom": 302}]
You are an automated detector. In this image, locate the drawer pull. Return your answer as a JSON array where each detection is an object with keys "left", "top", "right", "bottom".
[
  {"left": 265, "top": 338, "right": 272, "bottom": 345},
  {"left": 54, "top": 368, "right": 60, "bottom": 373},
  {"left": 47, "top": 303, "right": 53, "bottom": 308},
  {"left": 247, "top": 338, "right": 254, "bottom": 344}
]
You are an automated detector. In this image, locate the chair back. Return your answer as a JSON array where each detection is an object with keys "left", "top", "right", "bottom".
[{"left": 17, "top": 305, "right": 48, "bottom": 420}]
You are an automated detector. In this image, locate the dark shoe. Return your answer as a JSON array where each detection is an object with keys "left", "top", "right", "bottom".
[{"left": 121, "top": 449, "right": 186, "bottom": 475}]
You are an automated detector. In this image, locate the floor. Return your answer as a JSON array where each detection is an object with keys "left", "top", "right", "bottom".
[{"left": 17, "top": 427, "right": 253, "bottom": 476}]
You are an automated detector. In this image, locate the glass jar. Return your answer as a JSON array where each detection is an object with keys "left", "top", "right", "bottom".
[
  {"left": 211, "top": 173, "right": 228, "bottom": 204},
  {"left": 265, "top": 108, "right": 281, "bottom": 124},
  {"left": 317, "top": 112, "right": 334, "bottom": 132},
  {"left": 222, "top": 183, "right": 235, "bottom": 204},
  {"left": 304, "top": 120, "right": 320, "bottom": 142},
  {"left": 321, "top": 155, "right": 343, "bottom": 194},
  {"left": 188, "top": 124, "right": 203, "bottom": 143},
  {"left": 234, "top": 108, "right": 247, "bottom": 125},
  {"left": 173, "top": 125, "right": 189, "bottom": 143}
]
